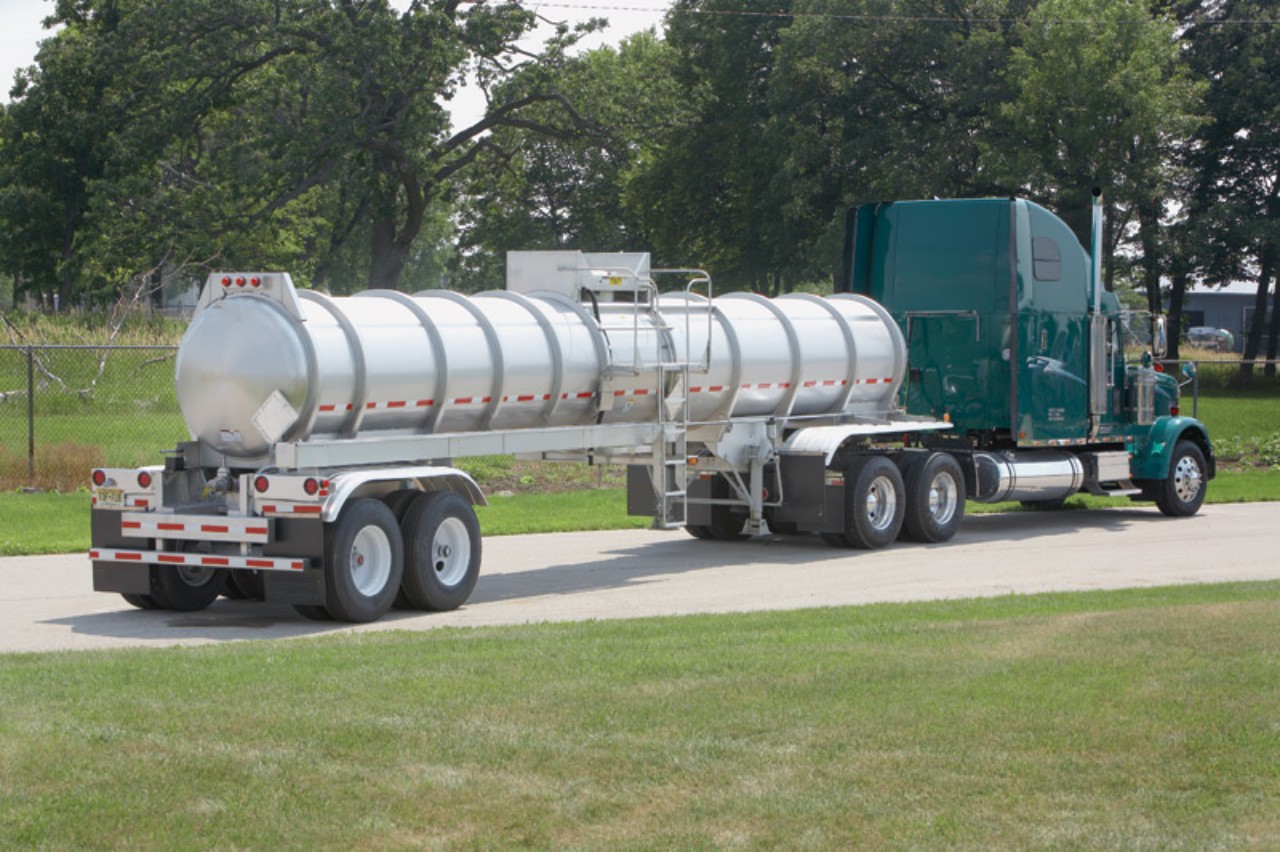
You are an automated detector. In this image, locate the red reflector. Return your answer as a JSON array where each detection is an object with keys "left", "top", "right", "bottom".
[
  {"left": 303, "top": 478, "right": 319, "bottom": 496},
  {"left": 1154, "top": 363, "right": 1165, "bottom": 373},
  {"left": 246, "top": 559, "right": 274, "bottom": 569},
  {"left": 201, "top": 524, "right": 229, "bottom": 534},
  {"left": 254, "top": 475, "right": 269, "bottom": 493},
  {"left": 201, "top": 557, "right": 231, "bottom": 567},
  {"left": 92, "top": 469, "right": 106, "bottom": 487},
  {"left": 247, "top": 527, "right": 268, "bottom": 535},
  {"left": 157, "top": 522, "right": 183, "bottom": 531},
  {"left": 158, "top": 554, "right": 186, "bottom": 564},
  {"left": 1171, "top": 406, "right": 1180, "bottom": 416},
  {"left": 221, "top": 276, "right": 232, "bottom": 287},
  {"left": 236, "top": 276, "right": 247, "bottom": 287},
  {"left": 137, "top": 471, "right": 152, "bottom": 489},
  {"left": 250, "top": 276, "right": 261, "bottom": 287}
]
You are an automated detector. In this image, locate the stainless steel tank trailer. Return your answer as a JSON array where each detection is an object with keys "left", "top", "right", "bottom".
[{"left": 89, "top": 196, "right": 1214, "bottom": 623}]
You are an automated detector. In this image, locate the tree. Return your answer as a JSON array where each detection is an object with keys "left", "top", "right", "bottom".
[
  {"left": 994, "top": 0, "right": 1203, "bottom": 309},
  {"left": 0, "top": 0, "right": 598, "bottom": 303},
  {"left": 1178, "top": 0, "right": 1280, "bottom": 376},
  {"left": 454, "top": 32, "right": 684, "bottom": 291},
  {"left": 624, "top": 0, "right": 800, "bottom": 294}
]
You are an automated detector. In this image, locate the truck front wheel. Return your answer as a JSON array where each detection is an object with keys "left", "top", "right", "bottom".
[
  {"left": 323, "top": 498, "right": 405, "bottom": 623},
  {"left": 1154, "top": 440, "right": 1208, "bottom": 517},
  {"left": 400, "top": 492, "right": 482, "bottom": 612}
]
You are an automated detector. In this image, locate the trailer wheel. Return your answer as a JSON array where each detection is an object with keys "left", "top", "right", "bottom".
[
  {"left": 121, "top": 593, "right": 161, "bottom": 610},
  {"left": 685, "top": 525, "right": 715, "bottom": 540},
  {"left": 842, "top": 456, "right": 905, "bottom": 549},
  {"left": 148, "top": 564, "right": 228, "bottom": 612},
  {"left": 900, "top": 453, "right": 965, "bottom": 543},
  {"left": 223, "top": 570, "right": 264, "bottom": 601},
  {"left": 400, "top": 492, "right": 482, "bottom": 612},
  {"left": 384, "top": 490, "right": 421, "bottom": 610},
  {"left": 323, "top": 498, "right": 404, "bottom": 623},
  {"left": 1154, "top": 440, "right": 1207, "bottom": 517}
]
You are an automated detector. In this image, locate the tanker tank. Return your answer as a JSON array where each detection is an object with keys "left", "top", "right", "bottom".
[{"left": 174, "top": 257, "right": 908, "bottom": 462}]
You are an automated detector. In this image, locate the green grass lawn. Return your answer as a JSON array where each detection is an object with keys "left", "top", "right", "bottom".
[{"left": 2, "top": 582, "right": 1278, "bottom": 847}]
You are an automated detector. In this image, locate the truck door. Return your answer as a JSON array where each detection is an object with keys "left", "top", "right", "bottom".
[{"left": 1014, "top": 202, "right": 1091, "bottom": 444}]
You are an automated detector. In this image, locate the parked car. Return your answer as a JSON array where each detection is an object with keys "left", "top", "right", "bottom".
[{"left": 1185, "top": 326, "right": 1235, "bottom": 352}]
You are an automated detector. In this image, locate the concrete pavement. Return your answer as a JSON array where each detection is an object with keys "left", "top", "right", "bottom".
[{"left": 2, "top": 502, "right": 1277, "bottom": 653}]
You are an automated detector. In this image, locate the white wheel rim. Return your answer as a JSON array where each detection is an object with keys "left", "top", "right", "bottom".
[
  {"left": 927, "top": 472, "right": 959, "bottom": 526},
  {"left": 349, "top": 525, "right": 393, "bottom": 597},
  {"left": 1173, "top": 454, "right": 1203, "bottom": 504},
  {"left": 432, "top": 517, "right": 471, "bottom": 588},
  {"left": 864, "top": 475, "right": 898, "bottom": 532}
]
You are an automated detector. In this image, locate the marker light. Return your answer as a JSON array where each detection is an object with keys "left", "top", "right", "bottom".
[
  {"left": 137, "top": 471, "right": 152, "bottom": 488},
  {"left": 92, "top": 470, "right": 106, "bottom": 487}
]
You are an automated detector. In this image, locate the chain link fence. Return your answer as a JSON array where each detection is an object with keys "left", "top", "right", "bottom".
[{"left": 0, "top": 345, "right": 185, "bottom": 491}]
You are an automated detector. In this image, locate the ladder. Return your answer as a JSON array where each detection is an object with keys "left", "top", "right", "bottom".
[{"left": 651, "top": 361, "right": 691, "bottom": 529}]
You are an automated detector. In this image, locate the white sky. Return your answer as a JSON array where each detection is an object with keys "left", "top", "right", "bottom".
[{"left": 0, "top": 0, "right": 672, "bottom": 127}]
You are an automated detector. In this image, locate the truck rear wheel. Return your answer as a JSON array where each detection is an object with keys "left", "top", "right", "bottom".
[
  {"left": 707, "top": 475, "right": 748, "bottom": 541},
  {"left": 121, "top": 593, "right": 161, "bottom": 610},
  {"left": 148, "top": 564, "right": 228, "bottom": 612},
  {"left": 842, "top": 456, "right": 905, "bottom": 549},
  {"left": 1154, "top": 440, "right": 1207, "bottom": 517},
  {"left": 900, "top": 452, "right": 965, "bottom": 543},
  {"left": 400, "top": 492, "right": 482, "bottom": 612},
  {"left": 323, "top": 498, "right": 404, "bottom": 623}
]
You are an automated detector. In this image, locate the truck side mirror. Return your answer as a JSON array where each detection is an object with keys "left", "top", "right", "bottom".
[{"left": 1152, "top": 315, "right": 1168, "bottom": 359}]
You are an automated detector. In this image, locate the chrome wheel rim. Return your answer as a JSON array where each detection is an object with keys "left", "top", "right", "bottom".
[
  {"left": 349, "top": 525, "right": 393, "bottom": 597},
  {"left": 927, "top": 472, "right": 959, "bottom": 526},
  {"left": 432, "top": 517, "right": 471, "bottom": 588},
  {"left": 864, "top": 475, "right": 898, "bottom": 532},
  {"left": 1173, "top": 454, "right": 1203, "bottom": 504}
]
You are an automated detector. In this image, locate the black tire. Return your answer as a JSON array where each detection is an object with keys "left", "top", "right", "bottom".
[
  {"left": 121, "top": 593, "right": 161, "bottom": 610},
  {"left": 843, "top": 455, "right": 905, "bottom": 549},
  {"left": 400, "top": 492, "right": 482, "bottom": 612},
  {"left": 707, "top": 475, "right": 748, "bottom": 541},
  {"left": 900, "top": 453, "right": 966, "bottom": 543},
  {"left": 1154, "top": 440, "right": 1208, "bottom": 517},
  {"left": 323, "top": 498, "right": 405, "bottom": 623},
  {"left": 685, "top": 525, "right": 715, "bottom": 540},
  {"left": 384, "top": 490, "right": 421, "bottom": 610},
  {"left": 223, "top": 570, "right": 264, "bottom": 601},
  {"left": 148, "top": 564, "right": 228, "bottom": 612},
  {"left": 293, "top": 604, "right": 333, "bottom": 621}
]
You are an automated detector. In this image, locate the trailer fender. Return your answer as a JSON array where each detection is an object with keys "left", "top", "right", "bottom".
[
  {"left": 1130, "top": 417, "right": 1215, "bottom": 481},
  {"left": 323, "top": 466, "right": 487, "bottom": 523}
]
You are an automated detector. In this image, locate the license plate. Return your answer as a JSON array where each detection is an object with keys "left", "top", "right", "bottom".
[{"left": 96, "top": 488, "right": 124, "bottom": 508}]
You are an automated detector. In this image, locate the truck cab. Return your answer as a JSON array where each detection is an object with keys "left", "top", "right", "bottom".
[{"left": 844, "top": 196, "right": 1213, "bottom": 513}]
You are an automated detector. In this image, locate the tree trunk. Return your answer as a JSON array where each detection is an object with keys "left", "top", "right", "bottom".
[
  {"left": 1239, "top": 247, "right": 1275, "bottom": 381},
  {"left": 1265, "top": 259, "right": 1279, "bottom": 377},
  {"left": 369, "top": 216, "right": 411, "bottom": 290},
  {"left": 1136, "top": 198, "right": 1162, "bottom": 315}
]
